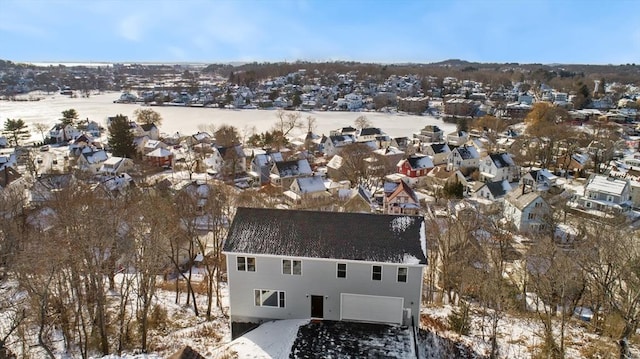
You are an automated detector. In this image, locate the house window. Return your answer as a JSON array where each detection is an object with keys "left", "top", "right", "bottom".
[
  {"left": 337, "top": 263, "right": 347, "bottom": 278},
  {"left": 528, "top": 213, "right": 536, "bottom": 220},
  {"left": 397, "top": 267, "right": 408, "bottom": 282},
  {"left": 283, "top": 259, "right": 302, "bottom": 275},
  {"left": 237, "top": 256, "right": 256, "bottom": 272},
  {"left": 372, "top": 265, "right": 382, "bottom": 281},
  {"left": 606, "top": 195, "right": 614, "bottom": 202},
  {"left": 254, "top": 289, "right": 285, "bottom": 308}
]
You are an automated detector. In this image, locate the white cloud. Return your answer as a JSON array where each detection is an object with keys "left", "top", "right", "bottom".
[
  {"left": 167, "top": 46, "right": 187, "bottom": 60},
  {"left": 118, "top": 14, "right": 145, "bottom": 42}
]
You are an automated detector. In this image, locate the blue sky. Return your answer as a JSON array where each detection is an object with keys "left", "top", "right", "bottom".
[{"left": 1, "top": 0, "right": 638, "bottom": 65}]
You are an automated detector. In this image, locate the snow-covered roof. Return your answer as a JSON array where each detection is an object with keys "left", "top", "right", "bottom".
[
  {"left": 295, "top": 176, "right": 326, "bottom": 193},
  {"left": 585, "top": 175, "right": 629, "bottom": 196},
  {"left": 146, "top": 148, "right": 172, "bottom": 157}
]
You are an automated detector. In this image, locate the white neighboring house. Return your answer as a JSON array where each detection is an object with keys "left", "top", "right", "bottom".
[
  {"left": 574, "top": 174, "right": 632, "bottom": 213},
  {"left": 141, "top": 139, "right": 168, "bottom": 154},
  {"left": 285, "top": 176, "right": 330, "bottom": 204},
  {"left": 421, "top": 143, "right": 451, "bottom": 165},
  {"left": 503, "top": 188, "right": 551, "bottom": 233},
  {"left": 446, "top": 131, "right": 469, "bottom": 147},
  {"left": 521, "top": 169, "right": 558, "bottom": 192},
  {"left": 322, "top": 134, "right": 356, "bottom": 157},
  {"left": 447, "top": 145, "right": 480, "bottom": 172},
  {"left": 76, "top": 149, "right": 109, "bottom": 173},
  {"left": 472, "top": 179, "right": 512, "bottom": 201},
  {"left": 0, "top": 149, "right": 17, "bottom": 171},
  {"left": 479, "top": 153, "right": 519, "bottom": 183},
  {"left": 99, "top": 156, "right": 134, "bottom": 176},
  {"left": 49, "top": 123, "right": 81, "bottom": 144}
]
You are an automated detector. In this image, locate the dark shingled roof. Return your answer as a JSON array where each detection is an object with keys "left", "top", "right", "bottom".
[
  {"left": 360, "top": 127, "right": 382, "bottom": 136},
  {"left": 224, "top": 207, "right": 427, "bottom": 264},
  {"left": 489, "top": 153, "right": 513, "bottom": 168},
  {"left": 429, "top": 143, "right": 449, "bottom": 154}
]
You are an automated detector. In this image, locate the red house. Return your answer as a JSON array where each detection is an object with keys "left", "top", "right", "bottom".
[
  {"left": 145, "top": 148, "right": 174, "bottom": 167},
  {"left": 397, "top": 154, "right": 434, "bottom": 178}
]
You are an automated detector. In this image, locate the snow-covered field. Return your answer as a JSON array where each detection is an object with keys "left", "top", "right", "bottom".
[{"left": 0, "top": 92, "right": 456, "bottom": 143}]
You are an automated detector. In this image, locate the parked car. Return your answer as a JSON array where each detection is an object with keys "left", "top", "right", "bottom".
[
  {"left": 39, "top": 145, "right": 50, "bottom": 152},
  {"left": 36, "top": 156, "right": 43, "bottom": 163}
]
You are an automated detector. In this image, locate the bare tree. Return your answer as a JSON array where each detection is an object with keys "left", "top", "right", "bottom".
[
  {"left": 134, "top": 108, "right": 163, "bottom": 126},
  {"left": 273, "top": 110, "right": 303, "bottom": 143},
  {"left": 577, "top": 220, "right": 640, "bottom": 359},
  {"left": 354, "top": 115, "right": 371, "bottom": 130},
  {"left": 33, "top": 122, "right": 50, "bottom": 143},
  {"left": 131, "top": 192, "right": 176, "bottom": 352},
  {"left": 526, "top": 235, "right": 585, "bottom": 358}
]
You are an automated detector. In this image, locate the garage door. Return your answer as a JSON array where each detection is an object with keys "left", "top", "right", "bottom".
[{"left": 340, "top": 293, "right": 404, "bottom": 325}]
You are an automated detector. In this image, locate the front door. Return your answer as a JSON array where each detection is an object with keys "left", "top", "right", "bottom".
[{"left": 311, "top": 295, "right": 324, "bottom": 318}]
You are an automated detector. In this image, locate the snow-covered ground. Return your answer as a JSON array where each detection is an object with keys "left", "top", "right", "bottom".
[{"left": 0, "top": 92, "right": 456, "bottom": 144}]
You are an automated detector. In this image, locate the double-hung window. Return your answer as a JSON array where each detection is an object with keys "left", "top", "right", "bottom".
[
  {"left": 237, "top": 256, "right": 256, "bottom": 272},
  {"left": 397, "top": 267, "right": 408, "bottom": 283},
  {"left": 282, "top": 259, "right": 302, "bottom": 275},
  {"left": 337, "top": 263, "right": 347, "bottom": 278},
  {"left": 372, "top": 265, "right": 382, "bottom": 281}
]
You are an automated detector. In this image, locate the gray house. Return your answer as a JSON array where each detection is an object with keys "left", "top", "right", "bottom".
[{"left": 223, "top": 207, "right": 427, "bottom": 338}]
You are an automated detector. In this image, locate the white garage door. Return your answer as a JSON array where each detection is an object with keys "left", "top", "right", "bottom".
[{"left": 340, "top": 293, "right": 404, "bottom": 325}]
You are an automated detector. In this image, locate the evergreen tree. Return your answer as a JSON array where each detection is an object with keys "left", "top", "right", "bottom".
[
  {"left": 108, "top": 114, "right": 135, "bottom": 158},
  {"left": 2, "top": 118, "right": 30, "bottom": 146},
  {"left": 61, "top": 108, "right": 79, "bottom": 126}
]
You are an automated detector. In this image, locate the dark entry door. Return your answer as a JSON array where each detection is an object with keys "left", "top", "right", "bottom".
[{"left": 311, "top": 295, "right": 324, "bottom": 318}]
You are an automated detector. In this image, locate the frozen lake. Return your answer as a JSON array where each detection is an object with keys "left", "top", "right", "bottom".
[{"left": 0, "top": 92, "right": 455, "bottom": 143}]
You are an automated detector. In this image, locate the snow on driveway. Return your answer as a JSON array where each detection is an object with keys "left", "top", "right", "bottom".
[{"left": 218, "top": 319, "right": 309, "bottom": 359}]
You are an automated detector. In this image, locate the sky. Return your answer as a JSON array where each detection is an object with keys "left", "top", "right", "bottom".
[{"left": 1, "top": 0, "right": 639, "bottom": 65}]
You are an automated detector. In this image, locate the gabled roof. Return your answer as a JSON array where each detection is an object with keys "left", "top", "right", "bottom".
[
  {"left": 223, "top": 207, "right": 427, "bottom": 264},
  {"left": 505, "top": 189, "right": 543, "bottom": 211},
  {"left": 388, "top": 180, "right": 419, "bottom": 204},
  {"left": 485, "top": 180, "right": 512, "bottom": 198},
  {"left": 274, "top": 159, "right": 312, "bottom": 177},
  {"left": 359, "top": 127, "right": 383, "bottom": 136},
  {"left": 34, "top": 173, "right": 74, "bottom": 191},
  {"left": 406, "top": 155, "right": 434, "bottom": 170},
  {"left": 326, "top": 155, "right": 343, "bottom": 170},
  {"left": 488, "top": 153, "right": 515, "bottom": 168},
  {"left": 146, "top": 148, "right": 173, "bottom": 158},
  {"left": 454, "top": 145, "right": 480, "bottom": 160},
  {"left": 294, "top": 176, "right": 326, "bottom": 193},
  {"left": 585, "top": 174, "right": 629, "bottom": 196},
  {"left": 253, "top": 153, "right": 271, "bottom": 168},
  {"left": 0, "top": 166, "right": 21, "bottom": 188},
  {"left": 217, "top": 144, "right": 245, "bottom": 158},
  {"left": 328, "top": 134, "right": 356, "bottom": 146},
  {"left": 429, "top": 143, "right": 450, "bottom": 154},
  {"left": 140, "top": 123, "right": 157, "bottom": 131},
  {"left": 81, "top": 150, "right": 108, "bottom": 164}
]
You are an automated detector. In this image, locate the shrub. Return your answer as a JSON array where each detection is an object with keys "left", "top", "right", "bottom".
[{"left": 447, "top": 301, "right": 471, "bottom": 335}]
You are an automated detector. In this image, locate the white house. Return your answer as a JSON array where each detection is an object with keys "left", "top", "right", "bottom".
[
  {"left": 574, "top": 174, "right": 632, "bottom": 213},
  {"left": 322, "top": 134, "right": 356, "bottom": 157},
  {"left": 446, "top": 131, "right": 469, "bottom": 147},
  {"left": 447, "top": 145, "right": 480, "bottom": 172},
  {"left": 223, "top": 207, "right": 427, "bottom": 338},
  {"left": 77, "top": 149, "right": 109, "bottom": 173},
  {"left": 98, "top": 156, "right": 134, "bottom": 176},
  {"left": 503, "top": 188, "right": 551, "bottom": 233},
  {"left": 479, "top": 153, "right": 519, "bottom": 183},
  {"left": 421, "top": 143, "right": 451, "bottom": 165}
]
